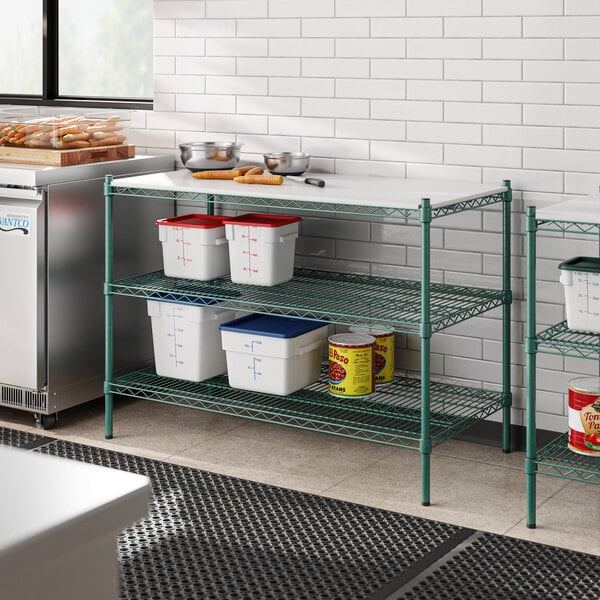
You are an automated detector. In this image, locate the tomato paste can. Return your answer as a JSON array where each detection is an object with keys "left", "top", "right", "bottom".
[
  {"left": 568, "top": 377, "right": 600, "bottom": 455},
  {"left": 328, "top": 333, "right": 375, "bottom": 398},
  {"left": 350, "top": 326, "right": 395, "bottom": 385}
]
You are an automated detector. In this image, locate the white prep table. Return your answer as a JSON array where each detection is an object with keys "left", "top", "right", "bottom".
[
  {"left": 113, "top": 169, "right": 507, "bottom": 210},
  {"left": 0, "top": 446, "right": 150, "bottom": 600}
]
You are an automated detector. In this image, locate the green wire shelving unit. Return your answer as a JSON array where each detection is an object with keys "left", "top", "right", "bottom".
[
  {"left": 525, "top": 207, "right": 600, "bottom": 529},
  {"left": 105, "top": 174, "right": 513, "bottom": 506}
]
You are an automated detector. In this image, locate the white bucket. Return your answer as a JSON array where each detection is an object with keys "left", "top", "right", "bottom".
[
  {"left": 220, "top": 314, "right": 327, "bottom": 395},
  {"left": 223, "top": 213, "right": 301, "bottom": 286},
  {"left": 157, "top": 214, "right": 229, "bottom": 281},
  {"left": 147, "top": 299, "right": 234, "bottom": 382},
  {"left": 559, "top": 257, "right": 600, "bottom": 333}
]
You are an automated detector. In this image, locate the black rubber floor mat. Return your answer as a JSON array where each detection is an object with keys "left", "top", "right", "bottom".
[
  {"left": 398, "top": 531, "right": 600, "bottom": 600},
  {"left": 0, "top": 425, "right": 42, "bottom": 448},
  {"left": 37, "top": 439, "right": 466, "bottom": 600}
]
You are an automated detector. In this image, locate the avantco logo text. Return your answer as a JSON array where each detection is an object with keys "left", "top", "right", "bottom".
[{"left": 0, "top": 214, "right": 30, "bottom": 236}]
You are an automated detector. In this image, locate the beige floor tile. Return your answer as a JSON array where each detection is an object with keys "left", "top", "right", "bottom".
[
  {"left": 174, "top": 419, "right": 397, "bottom": 494},
  {"left": 47, "top": 397, "right": 247, "bottom": 455},
  {"left": 504, "top": 480, "right": 600, "bottom": 556},
  {"left": 433, "top": 438, "right": 525, "bottom": 471},
  {"left": 173, "top": 432, "right": 322, "bottom": 483},
  {"left": 322, "top": 449, "right": 569, "bottom": 535}
]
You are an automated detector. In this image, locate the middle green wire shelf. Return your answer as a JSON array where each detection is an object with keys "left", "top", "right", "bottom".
[{"left": 108, "top": 268, "right": 506, "bottom": 334}]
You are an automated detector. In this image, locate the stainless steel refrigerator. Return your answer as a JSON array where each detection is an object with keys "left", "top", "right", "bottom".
[{"left": 0, "top": 155, "right": 174, "bottom": 427}]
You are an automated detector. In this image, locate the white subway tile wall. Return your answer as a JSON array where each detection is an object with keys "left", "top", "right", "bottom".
[{"left": 141, "top": 0, "right": 600, "bottom": 433}]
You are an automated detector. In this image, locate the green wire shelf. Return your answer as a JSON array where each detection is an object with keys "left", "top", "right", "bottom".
[
  {"left": 107, "top": 366, "right": 505, "bottom": 449},
  {"left": 536, "top": 219, "right": 600, "bottom": 235},
  {"left": 536, "top": 433, "right": 600, "bottom": 484},
  {"left": 537, "top": 321, "right": 600, "bottom": 360},
  {"left": 110, "top": 185, "right": 506, "bottom": 221},
  {"left": 108, "top": 269, "right": 506, "bottom": 334}
]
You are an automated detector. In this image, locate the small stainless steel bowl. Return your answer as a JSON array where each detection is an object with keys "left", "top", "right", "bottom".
[
  {"left": 263, "top": 152, "right": 310, "bottom": 176},
  {"left": 179, "top": 141, "right": 243, "bottom": 171}
]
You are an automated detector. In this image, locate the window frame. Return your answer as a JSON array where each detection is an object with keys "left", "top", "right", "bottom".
[{"left": 0, "top": 0, "right": 152, "bottom": 110}]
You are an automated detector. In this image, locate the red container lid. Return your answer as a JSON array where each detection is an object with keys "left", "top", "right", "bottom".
[
  {"left": 222, "top": 213, "right": 301, "bottom": 228},
  {"left": 156, "top": 214, "right": 226, "bottom": 229}
]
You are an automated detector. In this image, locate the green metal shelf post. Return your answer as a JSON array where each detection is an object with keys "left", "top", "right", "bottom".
[
  {"left": 420, "top": 198, "right": 432, "bottom": 506},
  {"left": 524, "top": 204, "right": 600, "bottom": 528},
  {"left": 502, "top": 180, "right": 512, "bottom": 453},
  {"left": 525, "top": 206, "right": 538, "bottom": 528},
  {"left": 104, "top": 175, "right": 114, "bottom": 439}
]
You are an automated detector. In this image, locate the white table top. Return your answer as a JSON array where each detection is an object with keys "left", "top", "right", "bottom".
[
  {"left": 113, "top": 170, "right": 506, "bottom": 211},
  {"left": 0, "top": 446, "right": 150, "bottom": 560},
  {"left": 537, "top": 195, "right": 600, "bottom": 224}
]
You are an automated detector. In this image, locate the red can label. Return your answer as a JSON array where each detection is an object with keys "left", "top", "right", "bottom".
[{"left": 568, "top": 387, "right": 600, "bottom": 455}]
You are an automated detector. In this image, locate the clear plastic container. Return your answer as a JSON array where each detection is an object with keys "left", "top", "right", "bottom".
[{"left": 0, "top": 107, "right": 130, "bottom": 150}]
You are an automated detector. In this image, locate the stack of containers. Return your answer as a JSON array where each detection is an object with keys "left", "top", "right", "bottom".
[
  {"left": 149, "top": 214, "right": 232, "bottom": 382},
  {"left": 151, "top": 210, "right": 306, "bottom": 386}
]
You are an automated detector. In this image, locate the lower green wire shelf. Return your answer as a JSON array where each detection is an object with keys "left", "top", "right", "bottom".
[
  {"left": 107, "top": 366, "right": 504, "bottom": 449},
  {"left": 536, "top": 433, "right": 600, "bottom": 484}
]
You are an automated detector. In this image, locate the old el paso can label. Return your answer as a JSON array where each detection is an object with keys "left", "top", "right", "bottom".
[
  {"left": 350, "top": 327, "right": 395, "bottom": 385},
  {"left": 568, "top": 377, "right": 600, "bottom": 455},
  {"left": 328, "top": 333, "right": 375, "bottom": 398}
]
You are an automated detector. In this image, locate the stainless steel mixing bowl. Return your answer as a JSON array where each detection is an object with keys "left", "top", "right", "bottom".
[
  {"left": 179, "top": 141, "right": 243, "bottom": 171},
  {"left": 263, "top": 152, "right": 310, "bottom": 176}
]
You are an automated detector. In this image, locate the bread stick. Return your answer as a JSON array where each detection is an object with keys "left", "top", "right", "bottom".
[
  {"left": 245, "top": 166, "right": 264, "bottom": 175},
  {"left": 54, "top": 140, "right": 91, "bottom": 149},
  {"left": 237, "top": 165, "right": 256, "bottom": 175},
  {"left": 191, "top": 169, "right": 242, "bottom": 180},
  {"left": 233, "top": 174, "right": 284, "bottom": 185},
  {"left": 89, "top": 135, "right": 126, "bottom": 146},
  {"left": 63, "top": 132, "right": 92, "bottom": 143}
]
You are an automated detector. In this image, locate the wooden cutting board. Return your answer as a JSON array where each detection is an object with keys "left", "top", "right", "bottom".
[{"left": 0, "top": 144, "right": 135, "bottom": 167}]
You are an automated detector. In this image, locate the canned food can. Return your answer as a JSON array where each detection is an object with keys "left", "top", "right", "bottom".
[
  {"left": 328, "top": 333, "right": 375, "bottom": 398},
  {"left": 568, "top": 377, "right": 600, "bottom": 455},
  {"left": 350, "top": 326, "right": 395, "bottom": 385}
]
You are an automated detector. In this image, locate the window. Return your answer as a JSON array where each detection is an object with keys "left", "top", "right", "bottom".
[{"left": 0, "top": 0, "right": 153, "bottom": 109}]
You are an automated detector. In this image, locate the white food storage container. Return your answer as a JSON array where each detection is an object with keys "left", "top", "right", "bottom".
[
  {"left": 219, "top": 314, "right": 328, "bottom": 395},
  {"left": 223, "top": 213, "right": 301, "bottom": 286},
  {"left": 157, "top": 214, "right": 229, "bottom": 281},
  {"left": 559, "top": 256, "right": 600, "bottom": 333},
  {"left": 147, "top": 299, "right": 234, "bottom": 382}
]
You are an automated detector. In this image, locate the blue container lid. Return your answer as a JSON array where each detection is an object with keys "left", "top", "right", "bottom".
[{"left": 219, "top": 314, "right": 326, "bottom": 338}]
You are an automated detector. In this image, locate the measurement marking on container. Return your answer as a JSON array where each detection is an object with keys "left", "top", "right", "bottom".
[
  {"left": 244, "top": 340, "right": 262, "bottom": 353},
  {"left": 241, "top": 227, "right": 259, "bottom": 277},
  {"left": 175, "top": 227, "right": 192, "bottom": 268},
  {"left": 166, "top": 308, "right": 185, "bottom": 367},
  {"left": 248, "top": 357, "right": 262, "bottom": 381},
  {"left": 576, "top": 273, "right": 600, "bottom": 316}
]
